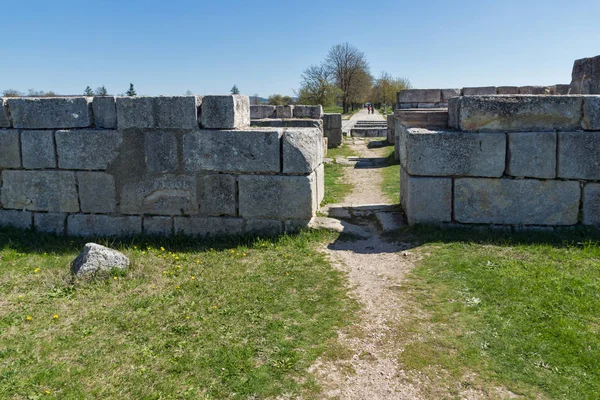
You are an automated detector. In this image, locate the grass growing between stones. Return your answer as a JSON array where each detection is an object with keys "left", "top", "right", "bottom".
[
  {"left": 380, "top": 145, "right": 400, "bottom": 203},
  {"left": 394, "top": 227, "right": 600, "bottom": 398},
  {"left": 0, "top": 228, "right": 356, "bottom": 399},
  {"left": 322, "top": 162, "right": 353, "bottom": 206}
]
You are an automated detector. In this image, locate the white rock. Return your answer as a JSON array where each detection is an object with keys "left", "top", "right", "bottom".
[{"left": 71, "top": 243, "right": 130, "bottom": 276}]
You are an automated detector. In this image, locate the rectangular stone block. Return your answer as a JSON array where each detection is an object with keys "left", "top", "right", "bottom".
[
  {"left": 399, "top": 128, "right": 505, "bottom": 177},
  {"left": 293, "top": 105, "right": 323, "bottom": 119},
  {"left": 250, "top": 119, "right": 322, "bottom": 129},
  {"left": 507, "top": 132, "right": 556, "bottom": 179},
  {"left": 458, "top": 95, "right": 583, "bottom": 132},
  {"left": 92, "top": 96, "right": 117, "bottom": 129},
  {"left": 387, "top": 115, "right": 396, "bottom": 144},
  {"left": 1, "top": 171, "right": 79, "bottom": 212},
  {"left": 282, "top": 128, "right": 323, "bottom": 174},
  {"left": 583, "top": 184, "right": 600, "bottom": 225},
  {"left": 400, "top": 168, "right": 452, "bottom": 225},
  {"left": 77, "top": 172, "right": 116, "bottom": 213},
  {"left": 441, "top": 88, "right": 461, "bottom": 102},
  {"left": 121, "top": 175, "right": 197, "bottom": 215},
  {"left": 557, "top": 131, "right": 600, "bottom": 179},
  {"left": 239, "top": 174, "right": 317, "bottom": 219},
  {"left": 582, "top": 96, "right": 600, "bottom": 130},
  {"left": 324, "top": 127, "right": 342, "bottom": 147},
  {"left": 200, "top": 95, "right": 250, "bottom": 129},
  {"left": 454, "top": 178, "right": 580, "bottom": 225},
  {"left": 0, "top": 130, "right": 21, "bottom": 168},
  {"left": 276, "top": 105, "right": 293, "bottom": 118},
  {"left": 198, "top": 174, "right": 236, "bottom": 216},
  {"left": 0, "top": 98, "right": 11, "bottom": 127},
  {"left": 417, "top": 103, "right": 437, "bottom": 109},
  {"left": 570, "top": 55, "right": 600, "bottom": 94},
  {"left": 183, "top": 129, "right": 281, "bottom": 173},
  {"left": 21, "top": 130, "right": 56, "bottom": 169},
  {"left": 316, "top": 163, "right": 325, "bottom": 206},
  {"left": 116, "top": 96, "right": 200, "bottom": 129},
  {"left": 462, "top": 87, "right": 496, "bottom": 95},
  {"left": 323, "top": 113, "right": 342, "bottom": 129},
  {"left": 245, "top": 219, "right": 283, "bottom": 236},
  {"left": 174, "top": 216, "right": 243, "bottom": 237},
  {"left": 7, "top": 97, "right": 92, "bottom": 129},
  {"left": 56, "top": 130, "right": 122, "bottom": 170},
  {"left": 0, "top": 210, "right": 32, "bottom": 230},
  {"left": 397, "top": 89, "right": 441, "bottom": 104},
  {"left": 518, "top": 86, "right": 549, "bottom": 95},
  {"left": 554, "top": 84, "right": 571, "bottom": 95},
  {"left": 496, "top": 86, "right": 519, "bottom": 95},
  {"left": 67, "top": 214, "right": 142, "bottom": 237},
  {"left": 143, "top": 216, "right": 173, "bottom": 236},
  {"left": 250, "top": 105, "right": 276, "bottom": 119},
  {"left": 284, "top": 219, "right": 311, "bottom": 233},
  {"left": 34, "top": 213, "right": 66, "bottom": 235},
  {"left": 448, "top": 97, "right": 460, "bottom": 129},
  {"left": 145, "top": 131, "right": 178, "bottom": 173}
]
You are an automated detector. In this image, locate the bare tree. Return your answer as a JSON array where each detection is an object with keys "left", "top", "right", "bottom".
[
  {"left": 324, "top": 43, "right": 371, "bottom": 113},
  {"left": 2, "top": 89, "right": 23, "bottom": 97},
  {"left": 296, "top": 64, "right": 339, "bottom": 107}
]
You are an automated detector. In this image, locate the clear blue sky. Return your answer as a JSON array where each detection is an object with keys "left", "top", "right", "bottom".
[{"left": 2, "top": 0, "right": 598, "bottom": 97}]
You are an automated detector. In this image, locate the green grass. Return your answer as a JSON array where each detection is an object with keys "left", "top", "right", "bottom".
[
  {"left": 379, "top": 105, "right": 394, "bottom": 115},
  {"left": 322, "top": 106, "right": 360, "bottom": 119},
  {"left": 326, "top": 142, "right": 358, "bottom": 160},
  {"left": 322, "top": 162, "right": 353, "bottom": 206},
  {"left": 379, "top": 145, "right": 400, "bottom": 203},
  {"left": 0, "top": 228, "right": 356, "bottom": 399},
  {"left": 395, "top": 228, "right": 600, "bottom": 399}
]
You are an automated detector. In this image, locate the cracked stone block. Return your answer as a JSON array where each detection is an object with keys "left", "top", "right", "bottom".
[
  {"left": 7, "top": 97, "right": 92, "bottom": 129},
  {"left": 120, "top": 175, "right": 197, "bottom": 215},
  {"left": 56, "top": 129, "right": 122, "bottom": 170},
  {"left": 1, "top": 171, "right": 79, "bottom": 212}
]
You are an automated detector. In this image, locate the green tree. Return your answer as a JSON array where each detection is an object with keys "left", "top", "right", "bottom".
[
  {"left": 295, "top": 64, "right": 339, "bottom": 107},
  {"left": 2, "top": 89, "right": 23, "bottom": 97},
  {"left": 126, "top": 83, "right": 136, "bottom": 97},
  {"left": 371, "top": 72, "right": 412, "bottom": 112},
  {"left": 84, "top": 86, "right": 94, "bottom": 96},
  {"left": 95, "top": 86, "right": 108, "bottom": 96},
  {"left": 231, "top": 85, "right": 240, "bottom": 95}
]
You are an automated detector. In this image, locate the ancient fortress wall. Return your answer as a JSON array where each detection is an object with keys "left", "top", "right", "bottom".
[{"left": 0, "top": 95, "right": 324, "bottom": 237}]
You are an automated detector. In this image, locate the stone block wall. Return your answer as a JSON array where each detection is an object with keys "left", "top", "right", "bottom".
[
  {"left": 0, "top": 96, "right": 324, "bottom": 237},
  {"left": 398, "top": 95, "right": 600, "bottom": 228}
]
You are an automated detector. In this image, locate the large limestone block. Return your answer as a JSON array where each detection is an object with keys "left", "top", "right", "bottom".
[
  {"left": 293, "top": 105, "right": 323, "bottom": 119},
  {"left": 92, "top": 97, "right": 117, "bottom": 129},
  {"left": 448, "top": 97, "right": 460, "bottom": 129},
  {"left": 197, "top": 174, "right": 236, "bottom": 216},
  {"left": 0, "top": 210, "right": 32, "bottom": 230},
  {"left": 245, "top": 219, "right": 283, "bottom": 236},
  {"left": 582, "top": 96, "right": 600, "bottom": 130},
  {"left": 323, "top": 113, "right": 342, "bottom": 129},
  {"left": 496, "top": 86, "right": 519, "bottom": 95},
  {"left": 239, "top": 174, "right": 317, "bottom": 219},
  {"left": 174, "top": 216, "right": 243, "bottom": 237},
  {"left": 67, "top": 214, "right": 142, "bottom": 237},
  {"left": 250, "top": 119, "right": 322, "bottom": 129},
  {"left": 56, "top": 129, "right": 122, "bottom": 170},
  {"left": 71, "top": 243, "right": 130, "bottom": 276},
  {"left": 518, "top": 86, "right": 550, "bottom": 95},
  {"left": 0, "top": 98, "right": 11, "bottom": 127},
  {"left": 143, "top": 216, "right": 173, "bottom": 236},
  {"left": 458, "top": 95, "right": 583, "bottom": 132},
  {"left": 454, "top": 178, "right": 580, "bottom": 225},
  {"left": 441, "top": 88, "right": 461, "bottom": 102},
  {"left": 557, "top": 131, "right": 600, "bottom": 179},
  {"left": 387, "top": 114, "right": 396, "bottom": 144},
  {"left": 0, "top": 130, "right": 21, "bottom": 168},
  {"left": 401, "top": 168, "right": 452, "bottom": 225},
  {"left": 276, "top": 105, "right": 293, "bottom": 118},
  {"left": 8, "top": 97, "right": 92, "bottom": 129},
  {"left": 21, "top": 130, "right": 56, "bottom": 169},
  {"left": 507, "top": 132, "right": 556, "bottom": 179},
  {"left": 397, "top": 89, "right": 441, "bottom": 104},
  {"left": 325, "top": 127, "right": 342, "bottom": 147},
  {"left": 554, "top": 84, "right": 571, "bottom": 95},
  {"left": 316, "top": 163, "right": 325, "bottom": 206},
  {"left": 77, "top": 172, "right": 116, "bottom": 213},
  {"left": 250, "top": 105, "right": 276, "bottom": 119},
  {"left": 1, "top": 171, "right": 79, "bottom": 212},
  {"left": 121, "top": 175, "right": 197, "bottom": 215},
  {"left": 399, "top": 128, "right": 505, "bottom": 177},
  {"left": 282, "top": 128, "right": 323, "bottom": 174},
  {"left": 200, "top": 95, "right": 250, "bottom": 129},
  {"left": 570, "top": 55, "right": 600, "bottom": 94},
  {"left": 145, "top": 131, "right": 178, "bottom": 173},
  {"left": 183, "top": 129, "right": 280, "bottom": 173},
  {"left": 583, "top": 184, "right": 600, "bottom": 225},
  {"left": 462, "top": 87, "right": 496, "bottom": 95},
  {"left": 34, "top": 213, "right": 66, "bottom": 235},
  {"left": 117, "top": 96, "right": 200, "bottom": 129}
]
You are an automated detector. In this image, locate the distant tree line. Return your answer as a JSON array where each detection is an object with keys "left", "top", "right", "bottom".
[{"left": 2, "top": 83, "right": 138, "bottom": 97}]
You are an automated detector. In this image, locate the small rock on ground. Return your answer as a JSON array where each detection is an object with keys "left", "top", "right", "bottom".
[
  {"left": 309, "top": 217, "right": 371, "bottom": 239},
  {"left": 71, "top": 243, "right": 130, "bottom": 276}
]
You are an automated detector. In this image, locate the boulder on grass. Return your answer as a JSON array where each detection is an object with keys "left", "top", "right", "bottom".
[{"left": 71, "top": 243, "right": 130, "bottom": 276}]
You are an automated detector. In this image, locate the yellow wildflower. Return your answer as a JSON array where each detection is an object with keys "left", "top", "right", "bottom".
[
  {"left": 26, "top": 315, "right": 32, "bottom": 321},
  {"left": 34, "top": 268, "right": 41, "bottom": 273},
  {"left": 191, "top": 276, "right": 196, "bottom": 280},
  {"left": 185, "top": 315, "right": 190, "bottom": 319},
  {"left": 53, "top": 314, "right": 59, "bottom": 320},
  {"left": 113, "top": 276, "right": 118, "bottom": 280},
  {"left": 160, "top": 247, "right": 165, "bottom": 251}
]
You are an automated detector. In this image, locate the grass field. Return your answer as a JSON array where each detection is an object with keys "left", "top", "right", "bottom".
[
  {"left": 322, "top": 106, "right": 359, "bottom": 119},
  {"left": 321, "top": 143, "right": 358, "bottom": 206},
  {"left": 379, "top": 145, "right": 400, "bottom": 203}
]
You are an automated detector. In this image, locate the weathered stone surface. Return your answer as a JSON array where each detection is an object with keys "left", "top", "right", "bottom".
[
  {"left": 143, "top": 216, "right": 173, "bottom": 236},
  {"left": 117, "top": 96, "right": 200, "bottom": 129},
  {"left": 245, "top": 219, "right": 283, "bottom": 236},
  {"left": 554, "top": 84, "right": 571, "bottom": 95},
  {"left": 570, "top": 55, "right": 600, "bottom": 94},
  {"left": 308, "top": 217, "right": 371, "bottom": 238},
  {"left": 518, "top": 86, "right": 550, "bottom": 95},
  {"left": 387, "top": 114, "right": 396, "bottom": 144},
  {"left": 67, "top": 215, "right": 142, "bottom": 237},
  {"left": 582, "top": 96, "right": 600, "bottom": 130},
  {"left": 282, "top": 128, "right": 323, "bottom": 174},
  {"left": 198, "top": 174, "right": 236, "bottom": 216},
  {"left": 397, "top": 89, "right": 441, "bottom": 104},
  {"left": 92, "top": 97, "right": 117, "bottom": 129},
  {"left": 316, "top": 163, "right": 325, "bottom": 206},
  {"left": 71, "top": 243, "right": 130, "bottom": 276},
  {"left": 276, "top": 105, "right": 293, "bottom": 118},
  {"left": 78, "top": 172, "right": 116, "bottom": 213},
  {"left": 583, "top": 184, "right": 600, "bottom": 225},
  {"left": 250, "top": 119, "right": 322, "bottom": 129},
  {"left": 8, "top": 97, "right": 92, "bottom": 129},
  {"left": 399, "top": 128, "right": 505, "bottom": 177},
  {"left": 0, "top": 130, "right": 21, "bottom": 168},
  {"left": 1, "top": 171, "right": 79, "bottom": 212},
  {"left": 496, "top": 86, "right": 519, "bottom": 95},
  {"left": 121, "top": 175, "right": 197, "bottom": 215},
  {"left": 557, "top": 131, "right": 600, "bottom": 179},
  {"left": 145, "top": 131, "right": 178, "bottom": 173},
  {"left": 0, "top": 210, "right": 32, "bottom": 230},
  {"left": 462, "top": 87, "right": 496, "bottom": 95},
  {"left": 447, "top": 97, "right": 460, "bottom": 129},
  {"left": 293, "top": 105, "right": 323, "bottom": 119},
  {"left": 34, "top": 213, "right": 66, "bottom": 235},
  {"left": 250, "top": 105, "right": 276, "bottom": 119},
  {"left": 401, "top": 168, "right": 452, "bottom": 225},
  {"left": 441, "top": 89, "right": 461, "bottom": 102},
  {"left": 284, "top": 219, "right": 311, "bottom": 233},
  {"left": 174, "top": 216, "right": 243, "bottom": 237},
  {"left": 417, "top": 103, "right": 437, "bottom": 109},
  {"left": 507, "top": 132, "right": 556, "bottom": 179},
  {"left": 395, "top": 109, "right": 449, "bottom": 130},
  {"left": 239, "top": 174, "right": 317, "bottom": 219},
  {"left": 325, "top": 127, "right": 342, "bottom": 147},
  {"left": 56, "top": 129, "right": 122, "bottom": 170},
  {"left": 323, "top": 113, "right": 342, "bottom": 129},
  {"left": 183, "top": 129, "right": 280, "bottom": 173},
  {"left": 21, "top": 130, "right": 56, "bottom": 169},
  {"left": 200, "top": 95, "right": 249, "bottom": 129},
  {"left": 455, "top": 178, "right": 580, "bottom": 225},
  {"left": 458, "top": 95, "right": 583, "bottom": 132},
  {"left": 0, "top": 98, "right": 11, "bottom": 128}
]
